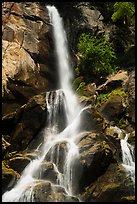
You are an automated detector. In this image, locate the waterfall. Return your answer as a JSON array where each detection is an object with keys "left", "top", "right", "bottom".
[
  {"left": 109, "top": 126, "right": 135, "bottom": 191},
  {"left": 120, "top": 134, "right": 135, "bottom": 190},
  {"left": 47, "top": 5, "right": 81, "bottom": 125},
  {"left": 2, "top": 5, "right": 82, "bottom": 202}
]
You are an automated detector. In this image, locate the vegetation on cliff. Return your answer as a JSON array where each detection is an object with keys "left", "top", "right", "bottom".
[
  {"left": 76, "top": 33, "right": 117, "bottom": 83},
  {"left": 2, "top": 2, "right": 135, "bottom": 202},
  {"left": 111, "top": 2, "right": 135, "bottom": 24}
]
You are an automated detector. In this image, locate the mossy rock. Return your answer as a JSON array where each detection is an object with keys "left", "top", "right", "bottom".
[
  {"left": 105, "top": 126, "right": 125, "bottom": 139},
  {"left": 97, "top": 85, "right": 127, "bottom": 103},
  {"left": 121, "top": 196, "right": 135, "bottom": 202},
  {"left": 117, "top": 117, "right": 127, "bottom": 129},
  {"left": 2, "top": 161, "right": 20, "bottom": 194}
]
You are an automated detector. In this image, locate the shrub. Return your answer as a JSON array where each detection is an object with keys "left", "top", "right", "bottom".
[
  {"left": 77, "top": 33, "right": 117, "bottom": 82},
  {"left": 111, "top": 2, "right": 135, "bottom": 25}
]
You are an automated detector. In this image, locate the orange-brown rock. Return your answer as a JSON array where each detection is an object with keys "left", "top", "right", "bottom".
[{"left": 2, "top": 2, "right": 57, "bottom": 116}]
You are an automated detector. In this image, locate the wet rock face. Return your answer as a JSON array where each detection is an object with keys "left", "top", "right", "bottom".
[
  {"left": 31, "top": 181, "right": 79, "bottom": 202},
  {"left": 34, "top": 162, "right": 59, "bottom": 183},
  {"left": 45, "top": 141, "right": 68, "bottom": 173},
  {"left": 80, "top": 107, "right": 106, "bottom": 133},
  {"left": 2, "top": 2, "right": 58, "bottom": 116}
]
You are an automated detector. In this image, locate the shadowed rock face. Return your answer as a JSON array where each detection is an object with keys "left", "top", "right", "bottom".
[
  {"left": 99, "top": 94, "right": 125, "bottom": 122},
  {"left": 2, "top": 2, "right": 135, "bottom": 202},
  {"left": 2, "top": 2, "right": 58, "bottom": 116},
  {"left": 75, "top": 131, "right": 117, "bottom": 192},
  {"left": 2, "top": 93, "right": 48, "bottom": 151},
  {"left": 80, "top": 107, "right": 107, "bottom": 133},
  {"left": 81, "top": 163, "right": 135, "bottom": 202}
]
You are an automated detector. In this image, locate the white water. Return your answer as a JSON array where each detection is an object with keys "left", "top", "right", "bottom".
[
  {"left": 120, "top": 134, "right": 135, "bottom": 190},
  {"left": 2, "top": 5, "right": 82, "bottom": 202},
  {"left": 47, "top": 5, "right": 81, "bottom": 125},
  {"left": 2, "top": 5, "right": 135, "bottom": 202},
  {"left": 109, "top": 126, "right": 135, "bottom": 191}
]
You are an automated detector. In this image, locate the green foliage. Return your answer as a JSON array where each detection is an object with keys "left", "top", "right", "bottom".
[
  {"left": 77, "top": 33, "right": 117, "bottom": 82},
  {"left": 97, "top": 88, "right": 127, "bottom": 104},
  {"left": 109, "top": 88, "right": 127, "bottom": 97},
  {"left": 76, "top": 82, "right": 86, "bottom": 94},
  {"left": 97, "top": 117, "right": 103, "bottom": 122},
  {"left": 97, "top": 93, "right": 110, "bottom": 104},
  {"left": 111, "top": 2, "right": 135, "bottom": 24},
  {"left": 72, "top": 76, "right": 83, "bottom": 90},
  {"left": 118, "top": 117, "right": 127, "bottom": 129}
]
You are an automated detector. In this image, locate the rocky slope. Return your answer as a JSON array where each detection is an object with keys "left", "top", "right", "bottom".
[
  {"left": 2, "top": 2, "right": 135, "bottom": 202},
  {"left": 2, "top": 2, "right": 58, "bottom": 116}
]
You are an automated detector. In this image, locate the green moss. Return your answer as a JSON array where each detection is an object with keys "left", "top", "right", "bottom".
[
  {"left": 97, "top": 93, "right": 110, "bottom": 104},
  {"left": 97, "top": 117, "right": 103, "bottom": 122},
  {"left": 97, "top": 88, "right": 127, "bottom": 104},
  {"left": 121, "top": 196, "right": 135, "bottom": 202},
  {"left": 110, "top": 88, "right": 127, "bottom": 97},
  {"left": 2, "top": 161, "right": 19, "bottom": 178},
  {"left": 118, "top": 117, "right": 127, "bottom": 129},
  {"left": 76, "top": 82, "right": 86, "bottom": 94}
]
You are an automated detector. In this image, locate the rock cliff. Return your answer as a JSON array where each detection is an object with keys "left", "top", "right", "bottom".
[
  {"left": 2, "top": 2, "right": 135, "bottom": 202},
  {"left": 2, "top": 2, "right": 58, "bottom": 116}
]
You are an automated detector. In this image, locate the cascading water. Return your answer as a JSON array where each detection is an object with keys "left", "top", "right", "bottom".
[
  {"left": 109, "top": 126, "right": 135, "bottom": 192},
  {"left": 2, "top": 5, "right": 82, "bottom": 202},
  {"left": 46, "top": 5, "right": 81, "bottom": 126},
  {"left": 120, "top": 134, "right": 135, "bottom": 190}
]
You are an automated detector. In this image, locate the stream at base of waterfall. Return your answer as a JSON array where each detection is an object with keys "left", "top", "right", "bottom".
[{"left": 2, "top": 5, "right": 135, "bottom": 202}]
